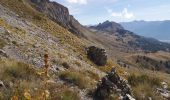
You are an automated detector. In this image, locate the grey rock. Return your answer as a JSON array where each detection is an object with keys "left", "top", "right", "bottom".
[
  {"left": 0, "top": 49, "right": 7, "bottom": 57},
  {"left": 87, "top": 46, "right": 107, "bottom": 66},
  {"left": 157, "top": 87, "right": 170, "bottom": 99}
]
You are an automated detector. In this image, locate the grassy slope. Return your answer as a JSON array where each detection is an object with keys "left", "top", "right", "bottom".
[
  {"left": 0, "top": 0, "right": 170, "bottom": 100},
  {"left": 0, "top": 0, "right": 86, "bottom": 54}
]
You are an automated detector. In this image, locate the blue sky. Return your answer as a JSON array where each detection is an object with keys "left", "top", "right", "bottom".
[{"left": 51, "top": 0, "right": 170, "bottom": 25}]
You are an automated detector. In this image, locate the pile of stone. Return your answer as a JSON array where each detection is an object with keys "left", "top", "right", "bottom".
[
  {"left": 87, "top": 46, "right": 107, "bottom": 66},
  {"left": 93, "top": 68, "right": 135, "bottom": 100}
]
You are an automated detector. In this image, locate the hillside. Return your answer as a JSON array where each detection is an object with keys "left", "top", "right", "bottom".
[
  {"left": 0, "top": 0, "right": 170, "bottom": 100},
  {"left": 90, "top": 20, "right": 170, "bottom": 52},
  {"left": 121, "top": 20, "right": 170, "bottom": 42}
]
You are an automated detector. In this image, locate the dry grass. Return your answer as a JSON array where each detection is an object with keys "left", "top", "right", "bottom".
[
  {"left": 84, "top": 70, "right": 100, "bottom": 81},
  {"left": 59, "top": 71, "right": 93, "bottom": 89},
  {"left": 99, "top": 59, "right": 126, "bottom": 77},
  {"left": 48, "top": 84, "right": 80, "bottom": 100},
  {"left": 128, "top": 74, "right": 162, "bottom": 100},
  {"left": 0, "top": 0, "right": 86, "bottom": 56},
  {"left": 0, "top": 38, "right": 6, "bottom": 49},
  {"left": 132, "top": 83, "right": 162, "bottom": 100},
  {"left": 0, "top": 58, "right": 42, "bottom": 99},
  {"left": 128, "top": 74, "right": 161, "bottom": 87},
  {"left": 99, "top": 59, "right": 115, "bottom": 72}
]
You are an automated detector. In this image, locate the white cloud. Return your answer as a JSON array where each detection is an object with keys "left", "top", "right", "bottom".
[
  {"left": 108, "top": 8, "right": 135, "bottom": 19},
  {"left": 67, "top": 6, "right": 80, "bottom": 15},
  {"left": 66, "top": 0, "right": 87, "bottom": 4}
]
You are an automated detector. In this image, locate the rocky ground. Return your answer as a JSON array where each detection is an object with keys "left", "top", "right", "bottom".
[
  {"left": 0, "top": 4, "right": 105, "bottom": 100},
  {"left": 0, "top": 0, "right": 170, "bottom": 99}
]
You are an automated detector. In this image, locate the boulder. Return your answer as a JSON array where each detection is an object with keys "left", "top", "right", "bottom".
[{"left": 87, "top": 46, "right": 107, "bottom": 66}]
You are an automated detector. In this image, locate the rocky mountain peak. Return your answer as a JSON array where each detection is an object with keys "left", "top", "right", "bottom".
[
  {"left": 28, "top": 0, "right": 84, "bottom": 37},
  {"left": 90, "top": 20, "right": 124, "bottom": 33}
]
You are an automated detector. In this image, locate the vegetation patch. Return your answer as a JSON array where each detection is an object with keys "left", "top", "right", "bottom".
[
  {"left": 48, "top": 84, "right": 80, "bottom": 100},
  {"left": 128, "top": 74, "right": 162, "bottom": 100},
  {"left": 0, "top": 59, "right": 42, "bottom": 99},
  {"left": 59, "top": 71, "right": 92, "bottom": 89},
  {"left": 128, "top": 74, "right": 161, "bottom": 87},
  {"left": 84, "top": 70, "right": 100, "bottom": 81},
  {"left": 0, "top": 39, "right": 6, "bottom": 49}
]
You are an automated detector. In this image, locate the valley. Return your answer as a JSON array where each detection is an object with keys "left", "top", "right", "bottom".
[{"left": 0, "top": 0, "right": 170, "bottom": 100}]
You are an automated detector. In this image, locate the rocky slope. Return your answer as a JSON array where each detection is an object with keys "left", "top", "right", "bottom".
[
  {"left": 0, "top": 1, "right": 106, "bottom": 99},
  {"left": 27, "top": 0, "right": 85, "bottom": 37},
  {"left": 0, "top": 0, "right": 170, "bottom": 100}
]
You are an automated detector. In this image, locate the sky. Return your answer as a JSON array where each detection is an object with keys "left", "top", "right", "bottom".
[{"left": 51, "top": 0, "right": 170, "bottom": 25}]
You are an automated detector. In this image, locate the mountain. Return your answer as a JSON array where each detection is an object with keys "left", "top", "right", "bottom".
[
  {"left": 90, "top": 20, "right": 124, "bottom": 33},
  {"left": 27, "top": 0, "right": 85, "bottom": 37},
  {"left": 0, "top": 0, "right": 170, "bottom": 99},
  {"left": 120, "top": 20, "right": 170, "bottom": 42},
  {"left": 90, "top": 20, "right": 170, "bottom": 52}
]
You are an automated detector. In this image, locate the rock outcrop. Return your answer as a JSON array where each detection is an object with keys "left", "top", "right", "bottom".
[
  {"left": 27, "top": 0, "right": 84, "bottom": 37},
  {"left": 93, "top": 68, "right": 135, "bottom": 100},
  {"left": 87, "top": 46, "right": 107, "bottom": 66}
]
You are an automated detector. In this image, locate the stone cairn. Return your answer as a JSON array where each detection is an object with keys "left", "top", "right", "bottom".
[{"left": 93, "top": 68, "right": 135, "bottom": 100}]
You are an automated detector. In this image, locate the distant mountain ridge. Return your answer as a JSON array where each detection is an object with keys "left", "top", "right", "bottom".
[
  {"left": 120, "top": 20, "right": 170, "bottom": 42},
  {"left": 90, "top": 21, "right": 170, "bottom": 52},
  {"left": 90, "top": 20, "right": 124, "bottom": 33}
]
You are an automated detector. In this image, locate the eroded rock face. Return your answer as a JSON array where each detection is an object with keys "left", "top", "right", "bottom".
[
  {"left": 87, "top": 46, "right": 107, "bottom": 66},
  {"left": 28, "top": 0, "right": 84, "bottom": 37},
  {"left": 94, "top": 68, "right": 135, "bottom": 100}
]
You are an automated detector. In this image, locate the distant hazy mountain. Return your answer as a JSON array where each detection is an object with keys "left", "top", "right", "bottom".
[{"left": 120, "top": 20, "right": 170, "bottom": 42}]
